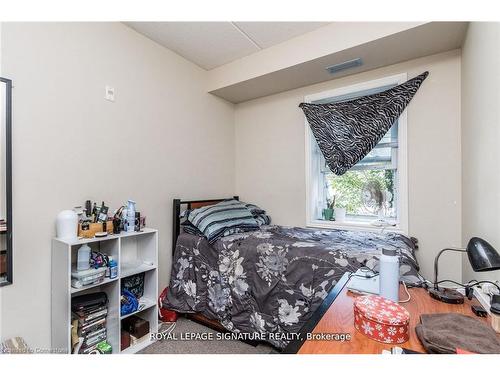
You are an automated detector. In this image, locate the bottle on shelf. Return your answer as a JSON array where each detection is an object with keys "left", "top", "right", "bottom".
[
  {"left": 108, "top": 257, "right": 118, "bottom": 279},
  {"left": 126, "top": 200, "right": 136, "bottom": 233},
  {"left": 77, "top": 244, "right": 91, "bottom": 271}
]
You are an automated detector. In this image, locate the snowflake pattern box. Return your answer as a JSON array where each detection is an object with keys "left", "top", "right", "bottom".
[{"left": 353, "top": 295, "right": 410, "bottom": 344}]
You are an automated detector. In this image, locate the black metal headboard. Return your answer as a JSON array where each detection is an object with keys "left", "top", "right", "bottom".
[{"left": 172, "top": 196, "right": 239, "bottom": 257}]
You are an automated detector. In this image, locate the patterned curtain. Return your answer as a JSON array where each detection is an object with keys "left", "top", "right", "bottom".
[{"left": 300, "top": 71, "right": 429, "bottom": 175}]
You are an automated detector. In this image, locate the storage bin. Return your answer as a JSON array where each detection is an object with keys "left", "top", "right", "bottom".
[
  {"left": 71, "top": 267, "right": 106, "bottom": 289},
  {"left": 78, "top": 221, "right": 114, "bottom": 239},
  {"left": 353, "top": 295, "right": 410, "bottom": 344},
  {"left": 121, "top": 272, "right": 145, "bottom": 298}
]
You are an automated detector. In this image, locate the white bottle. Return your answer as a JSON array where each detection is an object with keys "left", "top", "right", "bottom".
[
  {"left": 77, "top": 244, "right": 91, "bottom": 271},
  {"left": 379, "top": 247, "right": 400, "bottom": 302},
  {"left": 126, "top": 200, "right": 136, "bottom": 233}
]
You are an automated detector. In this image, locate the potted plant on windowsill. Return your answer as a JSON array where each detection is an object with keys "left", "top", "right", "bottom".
[{"left": 322, "top": 196, "right": 335, "bottom": 221}]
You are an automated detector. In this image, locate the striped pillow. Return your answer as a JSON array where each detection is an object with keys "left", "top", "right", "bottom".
[
  {"left": 255, "top": 213, "right": 271, "bottom": 226},
  {"left": 187, "top": 200, "right": 259, "bottom": 243}
]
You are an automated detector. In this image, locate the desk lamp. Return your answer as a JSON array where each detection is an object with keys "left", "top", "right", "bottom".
[{"left": 429, "top": 237, "right": 500, "bottom": 304}]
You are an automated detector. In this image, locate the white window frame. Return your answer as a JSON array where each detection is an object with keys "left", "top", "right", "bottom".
[{"left": 304, "top": 73, "right": 409, "bottom": 234}]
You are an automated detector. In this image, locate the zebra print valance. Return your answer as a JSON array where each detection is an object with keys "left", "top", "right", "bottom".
[{"left": 300, "top": 71, "right": 429, "bottom": 175}]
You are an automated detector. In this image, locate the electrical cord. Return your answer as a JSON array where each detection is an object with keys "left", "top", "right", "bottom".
[
  {"left": 348, "top": 266, "right": 412, "bottom": 303},
  {"left": 419, "top": 277, "right": 500, "bottom": 302},
  {"left": 432, "top": 279, "right": 500, "bottom": 294},
  {"left": 399, "top": 281, "right": 411, "bottom": 303}
]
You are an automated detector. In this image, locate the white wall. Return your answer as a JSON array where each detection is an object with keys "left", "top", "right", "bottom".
[
  {"left": 235, "top": 50, "right": 462, "bottom": 282},
  {"left": 0, "top": 22, "right": 235, "bottom": 349},
  {"left": 461, "top": 22, "right": 500, "bottom": 283}
]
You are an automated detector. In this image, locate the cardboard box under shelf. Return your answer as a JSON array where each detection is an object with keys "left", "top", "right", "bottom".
[{"left": 78, "top": 221, "right": 114, "bottom": 238}]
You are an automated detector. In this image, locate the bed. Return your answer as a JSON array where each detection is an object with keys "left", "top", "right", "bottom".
[{"left": 163, "top": 198, "right": 421, "bottom": 349}]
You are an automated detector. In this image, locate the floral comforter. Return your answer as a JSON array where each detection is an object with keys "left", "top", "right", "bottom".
[{"left": 163, "top": 225, "right": 420, "bottom": 349}]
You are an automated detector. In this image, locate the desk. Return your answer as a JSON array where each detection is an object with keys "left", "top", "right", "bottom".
[{"left": 285, "top": 273, "right": 495, "bottom": 354}]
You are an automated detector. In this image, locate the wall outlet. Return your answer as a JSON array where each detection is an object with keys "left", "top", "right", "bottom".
[{"left": 105, "top": 85, "right": 115, "bottom": 102}]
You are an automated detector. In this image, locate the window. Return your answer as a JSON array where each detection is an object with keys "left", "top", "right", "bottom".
[{"left": 305, "top": 74, "right": 408, "bottom": 232}]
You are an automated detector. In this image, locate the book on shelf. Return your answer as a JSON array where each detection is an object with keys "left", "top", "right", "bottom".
[
  {"left": 77, "top": 318, "right": 107, "bottom": 337},
  {"left": 73, "top": 306, "right": 108, "bottom": 323}
]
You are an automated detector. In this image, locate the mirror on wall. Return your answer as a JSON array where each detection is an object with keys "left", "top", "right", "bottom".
[{"left": 0, "top": 77, "right": 12, "bottom": 286}]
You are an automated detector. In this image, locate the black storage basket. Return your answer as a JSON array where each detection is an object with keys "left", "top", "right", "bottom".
[{"left": 121, "top": 272, "right": 145, "bottom": 299}]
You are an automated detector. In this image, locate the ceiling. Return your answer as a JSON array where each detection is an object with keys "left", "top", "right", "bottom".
[
  {"left": 209, "top": 22, "right": 468, "bottom": 103},
  {"left": 124, "top": 22, "right": 330, "bottom": 70}
]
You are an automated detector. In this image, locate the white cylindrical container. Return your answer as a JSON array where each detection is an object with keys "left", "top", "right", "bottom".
[
  {"left": 77, "top": 244, "right": 91, "bottom": 271},
  {"left": 334, "top": 207, "right": 346, "bottom": 222},
  {"left": 379, "top": 247, "right": 400, "bottom": 303},
  {"left": 56, "top": 210, "right": 78, "bottom": 241}
]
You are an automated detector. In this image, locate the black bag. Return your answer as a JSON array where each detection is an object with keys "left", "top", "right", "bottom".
[{"left": 72, "top": 292, "right": 108, "bottom": 312}]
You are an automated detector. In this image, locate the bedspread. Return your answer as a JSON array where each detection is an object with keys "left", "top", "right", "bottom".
[{"left": 164, "top": 225, "right": 420, "bottom": 349}]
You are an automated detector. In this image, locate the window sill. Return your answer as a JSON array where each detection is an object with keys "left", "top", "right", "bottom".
[{"left": 306, "top": 219, "right": 405, "bottom": 234}]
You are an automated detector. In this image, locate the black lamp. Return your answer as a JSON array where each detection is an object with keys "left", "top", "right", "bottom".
[{"left": 429, "top": 237, "right": 500, "bottom": 304}]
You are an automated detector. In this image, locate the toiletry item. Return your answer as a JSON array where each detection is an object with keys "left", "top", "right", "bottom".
[
  {"left": 98, "top": 201, "right": 109, "bottom": 223},
  {"left": 135, "top": 212, "right": 141, "bottom": 231},
  {"left": 122, "top": 208, "right": 128, "bottom": 231},
  {"left": 85, "top": 200, "right": 92, "bottom": 219},
  {"left": 113, "top": 218, "right": 121, "bottom": 234},
  {"left": 126, "top": 200, "right": 136, "bottom": 233},
  {"left": 56, "top": 210, "right": 79, "bottom": 241},
  {"left": 91, "top": 202, "right": 97, "bottom": 222},
  {"left": 108, "top": 257, "right": 118, "bottom": 279},
  {"left": 379, "top": 247, "right": 400, "bottom": 302},
  {"left": 77, "top": 244, "right": 92, "bottom": 271},
  {"left": 74, "top": 206, "right": 84, "bottom": 222}
]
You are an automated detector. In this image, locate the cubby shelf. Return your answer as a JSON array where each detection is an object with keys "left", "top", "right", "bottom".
[
  {"left": 120, "top": 298, "right": 156, "bottom": 320},
  {"left": 51, "top": 228, "right": 158, "bottom": 354}
]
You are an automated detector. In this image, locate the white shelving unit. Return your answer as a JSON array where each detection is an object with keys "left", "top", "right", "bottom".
[{"left": 51, "top": 228, "right": 158, "bottom": 354}]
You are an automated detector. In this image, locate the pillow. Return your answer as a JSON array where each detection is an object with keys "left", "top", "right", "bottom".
[
  {"left": 188, "top": 199, "right": 259, "bottom": 243},
  {"left": 242, "top": 202, "right": 271, "bottom": 226},
  {"left": 255, "top": 213, "right": 271, "bottom": 226},
  {"left": 244, "top": 203, "right": 266, "bottom": 215},
  {"left": 181, "top": 220, "right": 203, "bottom": 236}
]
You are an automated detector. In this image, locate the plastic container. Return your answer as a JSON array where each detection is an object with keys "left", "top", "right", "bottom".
[
  {"left": 77, "top": 244, "right": 91, "bottom": 271},
  {"left": 56, "top": 210, "right": 78, "bottom": 241},
  {"left": 334, "top": 207, "right": 346, "bottom": 222},
  {"left": 108, "top": 257, "right": 118, "bottom": 279},
  {"left": 126, "top": 200, "right": 136, "bottom": 233},
  {"left": 71, "top": 267, "right": 106, "bottom": 289},
  {"left": 379, "top": 247, "right": 399, "bottom": 302}
]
